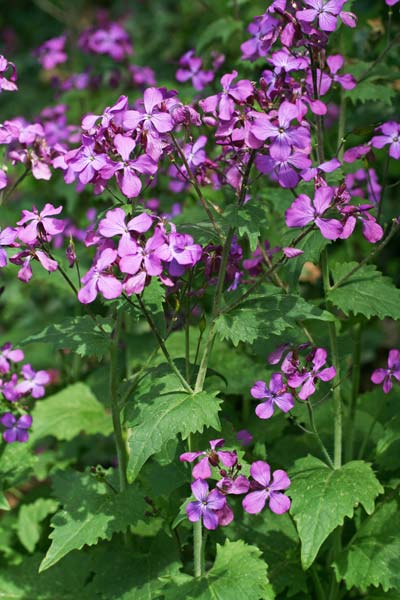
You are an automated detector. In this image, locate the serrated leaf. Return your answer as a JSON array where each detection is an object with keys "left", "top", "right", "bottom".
[
  {"left": 40, "top": 470, "right": 146, "bottom": 572},
  {"left": 0, "top": 490, "right": 10, "bottom": 511},
  {"left": 345, "top": 81, "right": 395, "bottom": 106},
  {"left": 29, "top": 383, "right": 112, "bottom": 443},
  {"left": 86, "top": 532, "right": 181, "bottom": 599},
  {"left": 334, "top": 498, "right": 400, "bottom": 592},
  {"left": 290, "top": 456, "right": 383, "bottom": 569},
  {"left": 215, "top": 288, "right": 335, "bottom": 346},
  {"left": 21, "top": 316, "right": 112, "bottom": 359},
  {"left": 17, "top": 498, "right": 59, "bottom": 553},
  {"left": 376, "top": 416, "right": 400, "bottom": 456},
  {"left": 164, "top": 539, "right": 274, "bottom": 600},
  {"left": 125, "top": 364, "right": 222, "bottom": 481},
  {"left": 0, "top": 551, "right": 93, "bottom": 599},
  {"left": 328, "top": 263, "right": 400, "bottom": 319},
  {"left": 224, "top": 203, "right": 268, "bottom": 251}
]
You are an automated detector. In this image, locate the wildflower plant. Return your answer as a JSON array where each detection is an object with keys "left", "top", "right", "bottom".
[{"left": 0, "top": 1, "right": 399, "bottom": 598}]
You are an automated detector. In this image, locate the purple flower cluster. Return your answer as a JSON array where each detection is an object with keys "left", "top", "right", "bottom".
[
  {"left": 285, "top": 184, "right": 383, "bottom": 243},
  {"left": 176, "top": 50, "right": 215, "bottom": 91},
  {"left": 252, "top": 345, "right": 336, "bottom": 420},
  {"left": 0, "top": 343, "right": 51, "bottom": 444},
  {"left": 78, "top": 207, "right": 202, "bottom": 303},
  {"left": 181, "top": 439, "right": 291, "bottom": 529},
  {"left": 34, "top": 35, "right": 67, "bottom": 70},
  {"left": 78, "top": 13, "right": 133, "bottom": 61}
]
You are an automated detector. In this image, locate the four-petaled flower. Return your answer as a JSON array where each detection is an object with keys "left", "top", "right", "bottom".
[
  {"left": 242, "top": 461, "right": 291, "bottom": 515},
  {"left": 251, "top": 373, "right": 294, "bottom": 419},
  {"left": 180, "top": 438, "right": 237, "bottom": 479},
  {"left": 186, "top": 479, "right": 226, "bottom": 530},
  {"left": 371, "top": 349, "right": 400, "bottom": 394},
  {"left": 371, "top": 122, "right": 400, "bottom": 160},
  {"left": 15, "top": 364, "right": 50, "bottom": 399},
  {"left": 78, "top": 248, "right": 122, "bottom": 304},
  {"left": 285, "top": 186, "right": 343, "bottom": 240},
  {"left": 1, "top": 413, "right": 32, "bottom": 443},
  {"left": 287, "top": 348, "right": 336, "bottom": 400}
]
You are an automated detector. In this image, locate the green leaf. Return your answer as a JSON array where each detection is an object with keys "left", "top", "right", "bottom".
[
  {"left": 376, "top": 415, "right": 400, "bottom": 456},
  {"left": 141, "top": 278, "right": 166, "bottom": 337},
  {"left": 21, "top": 316, "right": 112, "bottom": 359},
  {"left": 328, "top": 263, "right": 400, "bottom": 319},
  {"left": 345, "top": 81, "right": 395, "bottom": 106},
  {"left": 196, "top": 17, "right": 242, "bottom": 52},
  {"left": 39, "top": 470, "right": 146, "bottom": 572},
  {"left": 125, "top": 364, "right": 222, "bottom": 481},
  {"left": 86, "top": 532, "right": 182, "bottom": 599},
  {"left": 164, "top": 539, "right": 275, "bottom": 600},
  {"left": 17, "top": 498, "right": 59, "bottom": 553},
  {"left": 0, "top": 551, "right": 93, "bottom": 599},
  {"left": 0, "top": 442, "right": 37, "bottom": 489},
  {"left": 0, "top": 489, "right": 10, "bottom": 511},
  {"left": 223, "top": 203, "right": 269, "bottom": 251},
  {"left": 334, "top": 498, "right": 400, "bottom": 592},
  {"left": 290, "top": 456, "right": 383, "bottom": 569},
  {"left": 29, "top": 382, "right": 112, "bottom": 443},
  {"left": 215, "top": 288, "right": 335, "bottom": 346}
]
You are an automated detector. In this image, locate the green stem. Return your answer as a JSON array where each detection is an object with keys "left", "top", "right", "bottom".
[
  {"left": 194, "top": 227, "right": 234, "bottom": 393},
  {"left": 133, "top": 295, "right": 193, "bottom": 393},
  {"left": 345, "top": 323, "right": 362, "bottom": 462},
  {"left": 193, "top": 519, "right": 204, "bottom": 577},
  {"left": 311, "top": 564, "right": 327, "bottom": 600},
  {"left": 306, "top": 401, "right": 334, "bottom": 469},
  {"left": 321, "top": 249, "right": 342, "bottom": 469},
  {"left": 110, "top": 312, "right": 128, "bottom": 492}
]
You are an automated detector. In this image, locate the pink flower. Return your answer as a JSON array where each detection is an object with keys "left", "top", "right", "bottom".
[
  {"left": 186, "top": 479, "right": 226, "bottom": 530},
  {"left": 285, "top": 187, "right": 343, "bottom": 240},
  {"left": 17, "top": 204, "right": 65, "bottom": 244},
  {"left": 15, "top": 364, "right": 50, "bottom": 399},
  {"left": 287, "top": 348, "right": 336, "bottom": 400},
  {"left": 180, "top": 438, "right": 237, "bottom": 479},
  {"left": 371, "top": 349, "right": 400, "bottom": 394},
  {"left": 371, "top": 122, "right": 400, "bottom": 160},
  {"left": 242, "top": 461, "right": 291, "bottom": 515},
  {"left": 78, "top": 248, "right": 122, "bottom": 304}
]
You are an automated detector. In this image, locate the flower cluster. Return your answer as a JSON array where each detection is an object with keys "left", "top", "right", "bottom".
[
  {"left": 0, "top": 343, "right": 51, "bottom": 443},
  {"left": 181, "top": 439, "right": 291, "bottom": 529},
  {"left": 78, "top": 207, "right": 202, "bottom": 303},
  {"left": 251, "top": 345, "right": 336, "bottom": 420}
]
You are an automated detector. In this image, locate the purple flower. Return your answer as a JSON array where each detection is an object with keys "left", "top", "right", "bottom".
[
  {"left": 0, "top": 55, "right": 18, "bottom": 92},
  {"left": 296, "top": 0, "right": 346, "bottom": 32},
  {"left": 78, "top": 248, "right": 122, "bottom": 304},
  {"left": 240, "top": 14, "right": 280, "bottom": 61},
  {"left": 98, "top": 207, "right": 153, "bottom": 253},
  {"left": 1, "top": 413, "right": 32, "bottom": 443},
  {"left": 371, "top": 122, "right": 400, "bottom": 160},
  {"left": 68, "top": 136, "right": 109, "bottom": 185},
  {"left": 250, "top": 102, "right": 310, "bottom": 153},
  {"left": 15, "top": 364, "right": 50, "bottom": 399},
  {"left": 0, "top": 227, "right": 18, "bottom": 267},
  {"left": 285, "top": 187, "right": 343, "bottom": 240},
  {"left": 180, "top": 438, "right": 237, "bottom": 479},
  {"left": 176, "top": 50, "right": 214, "bottom": 91},
  {"left": 17, "top": 204, "right": 65, "bottom": 244},
  {"left": 119, "top": 228, "right": 171, "bottom": 278},
  {"left": 199, "top": 71, "right": 253, "bottom": 121},
  {"left": 288, "top": 348, "right": 336, "bottom": 400},
  {"left": 0, "top": 343, "right": 24, "bottom": 374},
  {"left": 255, "top": 145, "right": 311, "bottom": 188},
  {"left": 168, "top": 232, "right": 202, "bottom": 276},
  {"left": 122, "top": 87, "right": 173, "bottom": 134},
  {"left": 236, "top": 429, "right": 253, "bottom": 446},
  {"left": 35, "top": 35, "right": 67, "bottom": 70},
  {"left": 108, "top": 135, "right": 158, "bottom": 199},
  {"left": 251, "top": 373, "right": 294, "bottom": 419},
  {"left": 9, "top": 247, "right": 58, "bottom": 283},
  {"left": 242, "top": 461, "right": 291, "bottom": 515},
  {"left": 371, "top": 349, "right": 400, "bottom": 394},
  {"left": 186, "top": 479, "right": 226, "bottom": 530},
  {"left": 217, "top": 474, "right": 250, "bottom": 495}
]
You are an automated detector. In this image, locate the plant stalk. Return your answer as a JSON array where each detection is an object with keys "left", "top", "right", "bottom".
[{"left": 193, "top": 519, "right": 204, "bottom": 577}]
